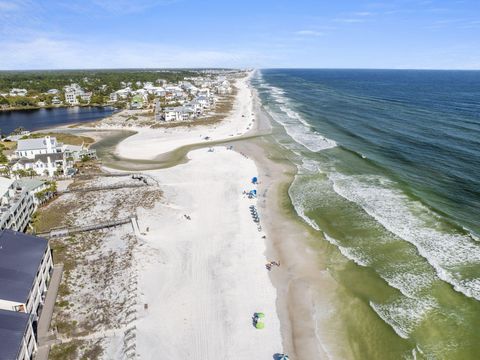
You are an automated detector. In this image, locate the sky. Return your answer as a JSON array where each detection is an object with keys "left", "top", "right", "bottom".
[{"left": 0, "top": 0, "right": 479, "bottom": 70}]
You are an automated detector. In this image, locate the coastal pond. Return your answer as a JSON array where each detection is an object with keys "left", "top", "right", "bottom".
[{"left": 0, "top": 106, "right": 116, "bottom": 135}]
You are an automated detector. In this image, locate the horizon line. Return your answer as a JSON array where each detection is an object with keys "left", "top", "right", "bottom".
[{"left": 1, "top": 67, "right": 480, "bottom": 72}]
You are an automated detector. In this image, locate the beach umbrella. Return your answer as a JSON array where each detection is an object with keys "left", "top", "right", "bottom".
[
  {"left": 252, "top": 177, "right": 258, "bottom": 184},
  {"left": 255, "top": 322, "right": 265, "bottom": 329}
]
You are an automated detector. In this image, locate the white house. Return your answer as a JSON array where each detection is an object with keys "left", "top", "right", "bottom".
[
  {"left": 195, "top": 95, "right": 211, "bottom": 109},
  {"left": 15, "top": 136, "right": 62, "bottom": 159},
  {"left": 109, "top": 92, "right": 118, "bottom": 102},
  {"left": 198, "top": 88, "right": 210, "bottom": 97},
  {"left": 12, "top": 153, "right": 68, "bottom": 177},
  {"left": 47, "top": 89, "right": 59, "bottom": 95},
  {"left": 163, "top": 108, "right": 179, "bottom": 122},
  {"left": 162, "top": 106, "right": 195, "bottom": 122},
  {"left": 79, "top": 92, "right": 92, "bottom": 103},
  {"left": 189, "top": 100, "right": 204, "bottom": 116},
  {"left": 51, "top": 96, "right": 62, "bottom": 105},
  {"left": 9, "top": 89, "right": 28, "bottom": 97},
  {"left": 115, "top": 88, "right": 131, "bottom": 99},
  {"left": 64, "top": 91, "right": 78, "bottom": 105},
  {"left": 64, "top": 83, "right": 85, "bottom": 105}
]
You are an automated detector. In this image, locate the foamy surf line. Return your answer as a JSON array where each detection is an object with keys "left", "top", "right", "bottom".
[
  {"left": 254, "top": 76, "right": 337, "bottom": 153},
  {"left": 329, "top": 172, "right": 480, "bottom": 301}
]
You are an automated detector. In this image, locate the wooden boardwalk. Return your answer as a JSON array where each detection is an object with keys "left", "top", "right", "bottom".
[
  {"left": 37, "top": 217, "right": 136, "bottom": 238},
  {"left": 57, "top": 182, "right": 148, "bottom": 194}
]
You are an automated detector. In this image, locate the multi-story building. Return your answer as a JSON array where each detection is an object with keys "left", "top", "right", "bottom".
[
  {"left": 0, "top": 178, "right": 35, "bottom": 231},
  {"left": 0, "top": 309, "right": 37, "bottom": 360},
  {"left": 0, "top": 230, "right": 54, "bottom": 360},
  {"left": 64, "top": 90, "right": 78, "bottom": 105},
  {"left": 0, "top": 230, "right": 54, "bottom": 319}
]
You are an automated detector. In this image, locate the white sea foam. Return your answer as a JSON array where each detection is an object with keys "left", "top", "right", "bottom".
[
  {"left": 323, "top": 233, "right": 370, "bottom": 266},
  {"left": 370, "top": 297, "right": 437, "bottom": 339},
  {"left": 260, "top": 84, "right": 337, "bottom": 153},
  {"left": 324, "top": 233, "right": 436, "bottom": 298},
  {"left": 288, "top": 175, "right": 324, "bottom": 231},
  {"left": 381, "top": 271, "right": 436, "bottom": 298},
  {"left": 329, "top": 172, "right": 480, "bottom": 301}
]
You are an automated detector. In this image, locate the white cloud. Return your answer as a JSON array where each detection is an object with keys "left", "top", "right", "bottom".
[
  {"left": 354, "top": 11, "right": 373, "bottom": 16},
  {"left": 0, "top": 37, "right": 260, "bottom": 69},
  {"left": 0, "top": 1, "right": 19, "bottom": 10},
  {"left": 295, "top": 30, "right": 324, "bottom": 37},
  {"left": 62, "top": 0, "right": 178, "bottom": 15},
  {"left": 334, "top": 18, "right": 366, "bottom": 23}
]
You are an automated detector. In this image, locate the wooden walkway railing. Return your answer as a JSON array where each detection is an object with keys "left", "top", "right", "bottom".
[
  {"left": 58, "top": 182, "right": 148, "bottom": 194},
  {"left": 37, "top": 217, "right": 136, "bottom": 238}
]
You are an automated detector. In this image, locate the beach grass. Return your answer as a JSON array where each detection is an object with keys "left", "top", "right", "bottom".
[{"left": 29, "top": 132, "right": 95, "bottom": 146}]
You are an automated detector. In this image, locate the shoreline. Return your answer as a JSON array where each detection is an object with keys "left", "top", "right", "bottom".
[
  {"left": 234, "top": 92, "right": 342, "bottom": 359},
  {"left": 41, "top": 71, "right": 336, "bottom": 359},
  {"left": 108, "top": 72, "right": 288, "bottom": 358}
]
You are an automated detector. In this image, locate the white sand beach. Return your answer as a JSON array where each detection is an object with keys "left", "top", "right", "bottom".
[
  {"left": 133, "top": 148, "right": 282, "bottom": 359},
  {"left": 106, "top": 75, "right": 285, "bottom": 359}
]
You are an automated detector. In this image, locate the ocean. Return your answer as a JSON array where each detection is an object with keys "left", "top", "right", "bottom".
[
  {"left": 252, "top": 69, "right": 480, "bottom": 359},
  {"left": 0, "top": 106, "right": 116, "bottom": 135}
]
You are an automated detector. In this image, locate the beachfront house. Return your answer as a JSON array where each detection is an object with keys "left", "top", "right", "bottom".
[
  {"left": 195, "top": 96, "right": 211, "bottom": 110},
  {"left": 51, "top": 96, "right": 62, "bottom": 105},
  {"left": 65, "top": 90, "right": 78, "bottom": 105},
  {"left": 64, "top": 83, "right": 89, "bottom": 105},
  {"left": 15, "top": 136, "right": 62, "bottom": 159},
  {"left": 109, "top": 92, "right": 118, "bottom": 102},
  {"left": 0, "top": 309, "right": 37, "bottom": 360},
  {"left": 115, "top": 88, "right": 131, "bottom": 100},
  {"left": 0, "top": 177, "right": 35, "bottom": 231},
  {"left": 79, "top": 92, "right": 92, "bottom": 103},
  {"left": 130, "top": 95, "right": 144, "bottom": 109},
  {"left": 189, "top": 100, "right": 204, "bottom": 116},
  {"left": 9, "top": 89, "right": 28, "bottom": 97},
  {"left": 12, "top": 136, "right": 87, "bottom": 177},
  {"left": 161, "top": 106, "right": 195, "bottom": 122},
  {"left": 163, "top": 107, "right": 180, "bottom": 122},
  {"left": 11, "top": 152, "right": 69, "bottom": 177}
]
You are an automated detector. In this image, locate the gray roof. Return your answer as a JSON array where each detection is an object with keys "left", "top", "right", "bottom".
[
  {"left": 34, "top": 152, "right": 63, "bottom": 163},
  {"left": 15, "top": 178, "right": 46, "bottom": 192},
  {"left": 16, "top": 137, "right": 57, "bottom": 151},
  {"left": 0, "top": 230, "right": 49, "bottom": 303},
  {"left": 0, "top": 309, "right": 30, "bottom": 360}
]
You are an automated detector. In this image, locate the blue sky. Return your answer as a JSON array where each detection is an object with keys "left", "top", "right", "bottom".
[{"left": 0, "top": 0, "right": 479, "bottom": 69}]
